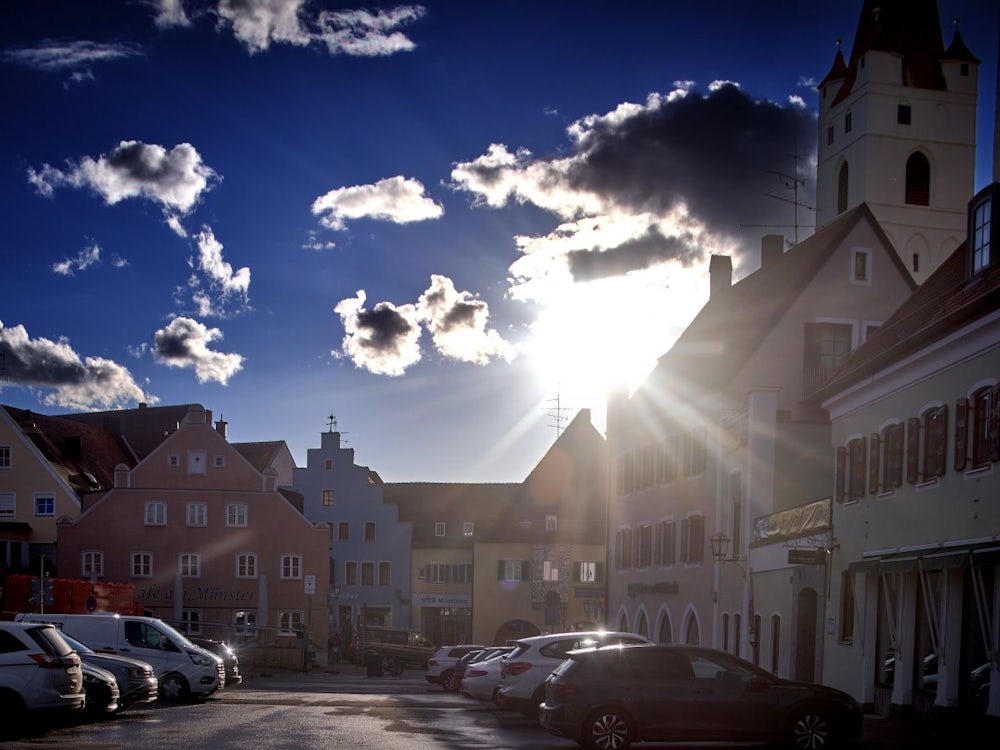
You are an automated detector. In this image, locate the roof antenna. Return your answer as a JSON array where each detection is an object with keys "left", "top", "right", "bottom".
[
  {"left": 545, "top": 384, "right": 573, "bottom": 437},
  {"left": 327, "top": 414, "right": 337, "bottom": 432}
]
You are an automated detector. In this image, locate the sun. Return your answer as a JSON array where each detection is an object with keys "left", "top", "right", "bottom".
[{"left": 525, "top": 265, "right": 708, "bottom": 427}]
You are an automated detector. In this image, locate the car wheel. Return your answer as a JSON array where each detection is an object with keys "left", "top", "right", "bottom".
[
  {"left": 442, "top": 670, "right": 460, "bottom": 692},
  {"left": 788, "top": 709, "right": 833, "bottom": 750},
  {"left": 159, "top": 672, "right": 191, "bottom": 701},
  {"left": 585, "top": 707, "right": 634, "bottom": 750},
  {"left": 521, "top": 686, "right": 545, "bottom": 718}
]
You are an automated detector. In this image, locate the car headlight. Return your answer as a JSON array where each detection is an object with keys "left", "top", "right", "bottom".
[
  {"left": 187, "top": 649, "right": 215, "bottom": 666},
  {"left": 126, "top": 666, "right": 147, "bottom": 678}
]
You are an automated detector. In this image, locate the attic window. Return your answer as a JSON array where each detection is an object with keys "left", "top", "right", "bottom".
[
  {"left": 971, "top": 193, "right": 993, "bottom": 274},
  {"left": 434, "top": 522, "right": 446, "bottom": 537},
  {"left": 897, "top": 104, "right": 911, "bottom": 125},
  {"left": 213, "top": 455, "right": 225, "bottom": 468},
  {"left": 844, "top": 112, "right": 852, "bottom": 133},
  {"left": 463, "top": 522, "right": 474, "bottom": 537},
  {"left": 168, "top": 454, "right": 179, "bottom": 467},
  {"left": 545, "top": 515, "right": 558, "bottom": 532},
  {"left": 852, "top": 248, "right": 871, "bottom": 285},
  {"left": 961, "top": 63, "right": 969, "bottom": 76}
]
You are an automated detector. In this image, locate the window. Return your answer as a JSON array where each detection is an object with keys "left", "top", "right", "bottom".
[
  {"left": 729, "top": 471, "right": 743, "bottom": 557},
  {"left": 575, "top": 561, "right": 603, "bottom": 584},
  {"left": 658, "top": 520, "right": 676, "bottom": 564},
  {"left": 187, "top": 449, "right": 206, "bottom": 475},
  {"left": 378, "top": 561, "right": 391, "bottom": 586},
  {"left": 826, "top": 126, "right": 834, "bottom": 145},
  {"left": 180, "top": 610, "right": 202, "bottom": 635},
  {"left": 639, "top": 444, "right": 653, "bottom": 488},
  {"left": 542, "top": 560, "right": 560, "bottom": 581},
  {"left": 462, "top": 522, "right": 474, "bottom": 537},
  {"left": 131, "top": 552, "right": 153, "bottom": 577},
  {"left": 338, "top": 522, "right": 349, "bottom": 541},
  {"left": 897, "top": 104, "right": 911, "bottom": 124},
  {"left": 839, "top": 571, "right": 855, "bottom": 642},
  {"left": 971, "top": 195, "right": 992, "bottom": 273},
  {"left": 33, "top": 494, "right": 54, "bottom": 517},
  {"left": 837, "top": 161, "right": 849, "bottom": 214},
  {"left": 664, "top": 437, "right": 680, "bottom": 482},
  {"left": 236, "top": 553, "right": 258, "bottom": 578},
  {"left": 279, "top": 611, "right": 304, "bottom": 635},
  {"left": 322, "top": 489, "right": 335, "bottom": 506},
  {"left": 180, "top": 553, "right": 201, "bottom": 578},
  {"left": 281, "top": 554, "right": 302, "bottom": 579},
  {"left": 689, "top": 428, "right": 707, "bottom": 475},
  {"left": 0, "top": 492, "right": 13, "bottom": 518},
  {"left": 345, "top": 561, "right": 358, "bottom": 585},
  {"left": 844, "top": 111, "right": 852, "bottom": 133},
  {"left": 615, "top": 527, "right": 634, "bottom": 569},
  {"left": 145, "top": 501, "right": 166, "bottom": 526},
  {"left": 880, "top": 423, "right": 904, "bottom": 490},
  {"left": 452, "top": 562, "right": 473, "bottom": 584},
  {"left": 846, "top": 436, "right": 867, "bottom": 500},
  {"left": 324, "top": 459, "right": 333, "bottom": 471},
  {"left": 921, "top": 405, "right": 948, "bottom": 480},
  {"left": 213, "top": 455, "right": 225, "bottom": 468},
  {"left": 769, "top": 615, "right": 779, "bottom": 672},
  {"left": 361, "top": 562, "right": 374, "bottom": 585},
  {"left": 852, "top": 248, "right": 870, "bottom": 283},
  {"left": 427, "top": 562, "right": 450, "bottom": 583},
  {"left": 434, "top": 522, "right": 446, "bottom": 537},
  {"left": 970, "top": 386, "right": 1000, "bottom": 469},
  {"left": 168, "top": 454, "right": 179, "bottom": 467},
  {"left": 234, "top": 610, "right": 257, "bottom": 635},
  {"left": 0, "top": 446, "right": 10, "bottom": 469},
  {"left": 364, "top": 521, "right": 376, "bottom": 541},
  {"left": 637, "top": 524, "right": 652, "bottom": 567},
  {"left": 82, "top": 550, "right": 104, "bottom": 577},
  {"left": 905, "top": 152, "right": 930, "bottom": 206},
  {"left": 498, "top": 559, "right": 529, "bottom": 582},
  {"left": 226, "top": 503, "right": 248, "bottom": 527},
  {"left": 680, "top": 515, "right": 704, "bottom": 563},
  {"left": 804, "top": 322, "right": 852, "bottom": 393},
  {"left": 545, "top": 515, "right": 558, "bottom": 532},
  {"left": 186, "top": 502, "right": 207, "bottom": 527}
]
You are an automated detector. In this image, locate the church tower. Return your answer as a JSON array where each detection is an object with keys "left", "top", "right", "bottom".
[{"left": 815, "top": 0, "right": 980, "bottom": 283}]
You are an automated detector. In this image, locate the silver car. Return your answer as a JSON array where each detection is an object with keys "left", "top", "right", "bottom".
[{"left": 60, "top": 632, "right": 158, "bottom": 710}]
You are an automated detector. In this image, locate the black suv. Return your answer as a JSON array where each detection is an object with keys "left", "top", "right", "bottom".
[
  {"left": 539, "top": 644, "right": 862, "bottom": 750},
  {"left": 190, "top": 639, "right": 242, "bottom": 687}
]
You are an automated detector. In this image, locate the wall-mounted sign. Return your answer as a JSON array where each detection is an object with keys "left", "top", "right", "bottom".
[{"left": 787, "top": 549, "right": 827, "bottom": 565}]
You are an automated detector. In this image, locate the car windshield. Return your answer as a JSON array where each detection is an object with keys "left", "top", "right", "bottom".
[{"left": 60, "top": 632, "right": 96, "bottom": 654}]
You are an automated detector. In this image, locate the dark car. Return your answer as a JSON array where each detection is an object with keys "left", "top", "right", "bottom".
[
  {"left": 80, "top": 662, "right": 120, "bottom": 716},
  {"left": 190, "top": 639, "right": 242, "bottom": 686},
  {"left": 539, "top": 644, "right": 862, "bottom": 750}
]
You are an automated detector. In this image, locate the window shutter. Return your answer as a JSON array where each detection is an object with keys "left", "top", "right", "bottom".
[
  {"left": 954, "top": 399, "right": 968, "bottom": 471},
  {"left": 614, "top": 530, "right": 622, "bottom": 569},
  {"left": 521, "top": 560, "right": 530, "bottom": 581},
  {"left": 680, "top": 518, "right": 690, "bottom": 562},
  {"left": 868, "top": 433, "right": 880, "bottom": 494},
  {"left": 932, "top": 405, "right": 948, "bottom": 477},
  {"left": 693, "top": 516, "right": 704, "bottom": 562},
  {"left": 835, "top": 447, "right": 846, "bottom": 503},
  {"left": 595, "top": 562, "right": 605, "bottom": 583},
  {"left": 497, "top": 560, "right": 505, "bottom": 580},
  {"left": 850, "top": 436, "right": 867, "bottom": 499},
  {"left": 990, "top": 386, "right": 1000, "bottom": 462},
  {"left": 907, "top": 417, "right": 921, "bottom": 483}
]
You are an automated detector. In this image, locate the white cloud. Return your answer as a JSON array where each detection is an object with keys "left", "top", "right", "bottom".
[
  {"left": 52, "top": 243, "right": 101, "bottom": 276},
  {"left": 0, "top": 320, "right": 152, "bottom": 410},
  {"left": 151, "top": 0, "right": 191, "bottom": 28},
  {"left": 27, "top": 141, "right": 220, "bottom": 225},
  {"left": 194, "top": 227, "right": 251, "bottom": 299},
  {"left": 417, "top": 275, "right": 515, "bottom": 365},
  {"left": 315, "top": 5, "right": 426, "bottom": 56},
  {"left": 2, "top": 40, "right": 142, "bottom": 71},
  {"left": 312, "top": 175, "right": 443, "bottom": 231},
  {"left": 152, "top": 316, "right": 244, "bottom": 384},
  {"left": 333, "top": 290, "right": 422, "bottom": 376}
]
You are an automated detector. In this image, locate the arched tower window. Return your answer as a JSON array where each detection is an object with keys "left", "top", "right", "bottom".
[
  {"left": 837, "top": 162, "right": 849, "bottom": 214},
  {"left": 905, "top": 152, "right": 930, "bottom": 205}
]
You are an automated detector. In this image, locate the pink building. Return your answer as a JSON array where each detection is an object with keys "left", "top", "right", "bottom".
[{"left": 55, "top": 405, "right": 330, "bottom": 668}]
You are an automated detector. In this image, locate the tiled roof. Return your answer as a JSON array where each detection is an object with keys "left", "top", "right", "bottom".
[
  {"left": 386, "top": 482, "right": 522, "bottom": 545},
  {"left": 3, "top": 405, "right": 136, "bottom": 497},
  {"left": 813, "top": 235, "right": 1000, "bottom": 400},
  {"left": 233, "top": 440, "right": 286, "bottom": 472},
  {"left": 58, "top": 403, "right": 199, "bottom": 460},
  {"left": 646, "top": 204, "right": 912, "bottom": 391},
  {"left": 831, "top": 0, "right": 951, "bottom": 106}
]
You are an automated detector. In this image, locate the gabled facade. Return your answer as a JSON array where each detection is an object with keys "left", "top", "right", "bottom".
[
  {"left": 55, "top": 405, "right": 331, "bottom": 668},
  {"left": 818, "top": 182, "right": 1000, "bottom": 718},
  {"left": 388, "top": 409, "right": 608, "bottom": 647},
  {"left": 816, "top": 0, "right": 980, "bottom": 283},
  {"left": 292, "top": 426, "right": 412, "bottom": 643},
  {"left": 607, "top": 207, "right": 916, "bottom": 679}
]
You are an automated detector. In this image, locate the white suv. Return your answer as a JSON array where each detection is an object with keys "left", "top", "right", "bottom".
[
  {"left": 424, "top": 644, "right": 486, "bottom": 691},
  {"left": 496, "top": 630, "right": 651, "bottom": 716},
  {"left": 0, "top": 622, "right": 85, "bottom": 721}
]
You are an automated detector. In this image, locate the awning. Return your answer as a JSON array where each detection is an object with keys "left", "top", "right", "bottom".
[
  {"left": 847, "top": 558, "right": 879, "bottom": 573},
  {"left": 972, "top": 546, "right": 1000, "bottom": 566},
  {"left": 877, "top": 556, "right": 918, "bottom": 573},
  {"left": 848, "top": 544, "right": 999, "bottom": 574},
  {"left": 919, "top": 551, "right": 971, "bottom": 570}
]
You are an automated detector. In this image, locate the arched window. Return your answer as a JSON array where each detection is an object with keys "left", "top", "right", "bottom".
[
  {"left": 684, "top": 613, "right": 700, "bottom": 645},
  {"left": 636, "top": 611, "right": 648, "bottom": 639},
  {"left": 837, "top": 161, "right": 849, "bottom": 214},
  {"left": 905, "top": 152, "right": 930, "bottom": 205},
  {"left": 658, "top": 612, "right": 673, "bottom": 644}
]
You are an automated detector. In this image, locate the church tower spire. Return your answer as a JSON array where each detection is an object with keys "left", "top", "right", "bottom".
[{"left": 815, "top": 0, "right": 980, "bottom": 283}]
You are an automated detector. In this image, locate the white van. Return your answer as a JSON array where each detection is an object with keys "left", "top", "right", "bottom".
[{"left": 15, "top": 613, "right": 224, "bottom": 700}]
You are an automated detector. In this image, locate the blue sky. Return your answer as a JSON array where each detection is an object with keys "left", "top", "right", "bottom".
[{"left": 1, "top": 1, "right": 996, "bottom": 482}]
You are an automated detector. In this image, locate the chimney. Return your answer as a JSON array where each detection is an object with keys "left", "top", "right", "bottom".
[
  {"left": 761, "top": 234, "right": 784, "bottom": 269},
  {"left": 709, "top": 255, "right": 732, "bottom": 298},
  {"left": 215, "top": 419, "right": 228, "bottom": 439}
]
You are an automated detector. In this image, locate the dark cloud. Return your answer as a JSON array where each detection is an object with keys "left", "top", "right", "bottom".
[
  {"left": 567, "top": 225, "right": 702, "bottom": 282},
  {"left": 334, "top": 291, "right": 421, "bottom": 376},
  {"left": 152, "top": 317, "right": 244, "bottom": 384}
]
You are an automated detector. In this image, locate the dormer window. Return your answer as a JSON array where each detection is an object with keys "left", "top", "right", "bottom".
[
  {"left": 844, "top": 112, "right": 852, "bottom": 133},
  {"left": 970, "top": 187, "right": 994, "bottom": 274}
]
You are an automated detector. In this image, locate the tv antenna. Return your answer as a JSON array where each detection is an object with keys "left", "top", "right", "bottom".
[
  {"left": 747, "top": 142, "right": 815, "bottom": 246},
  {"left": 545, "top": 385, "right": 574, "bottom": 437}
]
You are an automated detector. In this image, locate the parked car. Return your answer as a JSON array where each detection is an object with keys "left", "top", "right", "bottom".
[
  {"left": 59, "top": 632, "right": 158, "bottom": 709},
  {"left": 461, "top": 648, "right": 512, "bottom": 701},
  {"left": 497, "top": 630, "right": 652, "bottom": 717},
  {"left": 456, "top": 646, "right": 511, "bottom": 690},
  {"left": 190, "top": 638, "right": 242, "bottom": 686},
  {"left": 425, "top": 644, "right": 487, "bottom": 691},
  {"left": 0, "top": 621, "right": 85, "bottom": 721},
  {"left": 354, "top": 626, "right": 436, "bottom": 671},
  {"left": 539, "top": 643, "right": 863, "bottom": 750},
  {"left": 80, "top": 661, "right": 120, "bottom": 716}
]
